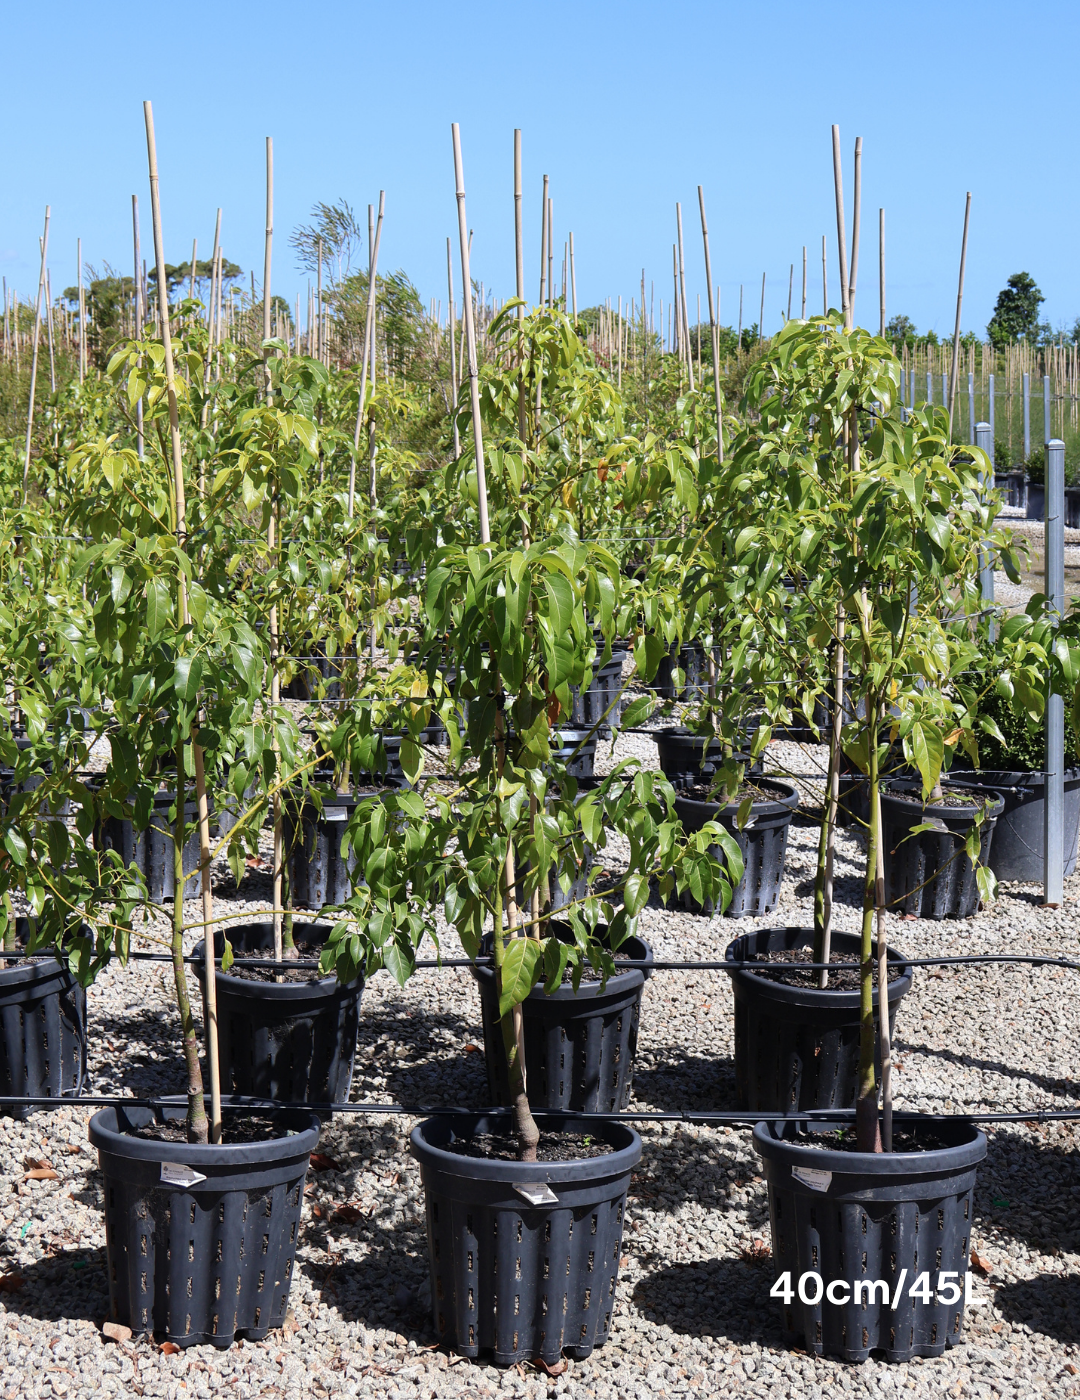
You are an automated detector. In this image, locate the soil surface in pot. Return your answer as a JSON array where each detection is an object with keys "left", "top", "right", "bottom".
[
  {"left": 799, "top": 1125, "right": 953, "bottom": 1154},
  {"left": 683, "top": 781, "right": 779, "bottom": 804},
  {"left": 223, "top": 937, "right": 331, "bottom": 984},
  {"left": 130, "top": 1117, "right": 290, "bottom": 1145},
  {"left": 446, "top": 1131, "right": 614, "bottom": 1163},
  {"left": 745, "top": 947, "right": 904, "bottom": 990},
  {"left": 889, "top": 786, "right": 991, "bottom": 809}
]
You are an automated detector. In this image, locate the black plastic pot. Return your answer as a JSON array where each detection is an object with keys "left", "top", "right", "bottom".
[
  {"left": 193, "top": 920, "right": 363, "bottom": 1106},
  {"left": 1067, "top": 486, "right": 1080, "bottom": 529},
  {"left": 411, "top": 1111, "right": 641, "bottom": 1366},
  {"left": 94, "top": 790, "right": 208, "bottom": 901},
  {"left": 0, "top": 918, "right": 87, "bottom": 1120},
  {"left": 754, "top": 1116, "right": 987, "bottom": 1363},
  {"left": 568, "top": 651, "right": 627, "bottom": 733},
  {"left": 674, "top": 779, "right": 800, "bottom": 916},
  {"left": 550, "top": 729, "right": 598, "bottom": 782},
  {"left": 284, "top": 782, "right": 401, "bottom": 909},
  {"left": 881, "top": 781, "right": 1004, "bottom": 919},
  {"left": 649, "top": 643, "right": 715, "bottom": 701},
  {"left": 1027, "top": 482, "right": 1045, "bottom": 520},
  {"left": 472, "top": 927, "right": 653, "bottom": 1112},
  {"left": 651, "top": 727, "right": 725, "bottom": 791},
  {"left": 994, "top": 470, "right": 1027, "bottom": 512},
  {"left": 724, "top": 927, "right": 912, "bottom": 1112},
  {"left": 90, "top": 1098, "right": 320, "bottom": 1348},
  {"left": 951, "top": 767, "right": 1080, "bottom": 882}
]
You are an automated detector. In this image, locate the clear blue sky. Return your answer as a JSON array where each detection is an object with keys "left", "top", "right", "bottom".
[{"left": 2, "top": 0, "right": 1077, "bottom": 339}]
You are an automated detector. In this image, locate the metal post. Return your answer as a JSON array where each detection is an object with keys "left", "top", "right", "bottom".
[
  {"left": 968, "top": 372, "right": 975, "bottom": 443},
  {"left": 1045, "top": 437, "right": 1066, "bottom": 907},
  {"left": 942, "top": 372, "right": 948, "bottom": 409},
  {"left": 926, "top": 368, "right": 932, "bottom": 405},
  {"left": 974, "top": 423, "right": 996, "bottom": 640},
  {"left": 1044, "top": 374, "right": 1052, "bottom": 447},
  {"left": 1023, "top": 371, "right": 1031, "bottom": 462}
]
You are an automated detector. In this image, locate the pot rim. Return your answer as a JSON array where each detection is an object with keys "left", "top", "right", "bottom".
[
  {"left": 193, "top": 919, "right": 362, "bottom": 994},
  {"left": 724, "top": 926, "right": 912, "bottom": 1006},
  {"left": 472, "top": 929, "right": 654, "bottom": 1000},
  {"left": 674, "top": 777, "right": 801, "bottom": 818},
  {"left": 89, "top": 1096, "right": 321, "bottom": 1167},
  {"left": 881, "top": 778, "right": 1005, "bottom": 820},
  {"left": 752, "top": 1114, "right": 986, "bottom": 1177},
  {"left": 410, "top": 1109, "right": 642, "bottom": 1182}
]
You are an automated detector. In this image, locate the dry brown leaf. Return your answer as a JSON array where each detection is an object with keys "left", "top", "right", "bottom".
[
  {"left": 332, "top": 1205, "right": 363, "bottom": 1225},
  {"left": 159, "top": 1342, "right": 181, "bottom": 1356},
  {"left": 0, "top": 1275, "right": 24, "bottom": 1294},
  {"left": 102, "top": 1321, "right": 132, "bottom": 1343},
  {"left": 970, "top": 1249, "right": 993, "bottom": 1276},
  {"left": 533, "top": 1357, "right": 568, "bottom": 1376},
  {"left": 463, "top": 1043, "right": 481, "bottom": 1053},
  {"left": 24, "top": 1168, "right": 58, "bottom": 1181},
  {"left": 23, "top": 1157, "right": 52, "bottom": 1172},
  {"left": 309, "top": 1152, "right": 343, "bottom": 1173}
]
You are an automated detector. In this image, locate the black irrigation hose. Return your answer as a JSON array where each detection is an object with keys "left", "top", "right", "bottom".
[
  {"left": 7, "top": 1094, "right": 1080, "bottom": 1126},
  {"left": 6, "top": 950, "right": 1080, "bottom": 973}
]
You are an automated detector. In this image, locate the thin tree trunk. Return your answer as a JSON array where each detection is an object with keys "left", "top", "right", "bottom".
[
  {"left": 132, "top": 196, "right": 145, "bottom": 458},
  {"left": 192, "top": 738, "right": 221, "bottom": 1142},
  {"left": 697, "top": 186, "right": 724, "bottom": 460},
  {"left": 349, "top": 193, "right": 384, "bottom": 512},
  {"left": 200, "top": 208, "right": 222, "bottom": 429},
  {"left": 446, "top": 237, "right": 461, "bottom": 459},
  {"left": 675, "top": 203, "right": 694, "bottom": 391}
]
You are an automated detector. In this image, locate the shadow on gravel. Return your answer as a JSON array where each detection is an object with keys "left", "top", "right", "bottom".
[
  {"left": 630, "top": 1256, "right": 781, "bottom": 1346},
  {"left": 349, "top": 1001, "right": 488, "bottom": 1108},
  {"left": 629, "top": 1055, "right": 738, "bottom": 1113},
  {"left": 898, "top": 1042, "right": 1080, "bottom": 1105},
  {"left": 300, "top": 1218, "right": 435, "bottom": 1341},
  {"left": 974, "top": 1128, "right": 1080, "bottom": 1255},
  {"left": 4, "top": 1246, "right": 110, "bottom": 1326},
  {"left": 994, "top": 1272, "right": 1080, "bottom": 1343}
]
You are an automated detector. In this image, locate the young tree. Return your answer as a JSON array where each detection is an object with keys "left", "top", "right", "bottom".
[
  {"left": 885, "top": 313, "right": 916, "bottom": 344},
  {"left": 987, "top": 272, "right": 1045, "bottom": 348}
]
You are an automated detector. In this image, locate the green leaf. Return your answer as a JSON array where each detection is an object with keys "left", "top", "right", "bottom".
[
  {"left": 145, "top": 576, "right": 172, "bottom": 638},
  {"left": 220, "top": 938, "right": 234, "bottom": 972},
  {"left": 498, "top": 937, "right": 542, "bottom": 1016},
  {"left": 618, "top": 695, "right": 654, "bottom": 730},
  {"left": 543, "top": 573, "right": 575, "bottom": 635},
  {"left": 622, "top": 872, "right": 650, "bottom": 917},
  {"left": 399, "top": 737, "right": 423, "bottom": 784}
]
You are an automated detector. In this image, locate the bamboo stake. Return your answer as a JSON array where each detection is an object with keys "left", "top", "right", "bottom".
[
  {"left": 262, "top": 138, "right": 273, "bottom": 397},
  {"left": 21, "top": 206, "right": 49, "bottom": 502},
  {"left": 569, "top": 232, "right": 577, "bottom": 324},
  {"left": 132, "top": 195, "right": 144, "bottom": 458},
  {"left": 200, "top": 208, "right": 221, "bottom": 428},
  {"left": 547, "top": 197, "right": 554, "bottom": 310},
  {"left": 787, "top": 263, "right": 793, "bottom": 321},
  {"left": 77, "top": 240, "right": 85, "bottom": 384},
  {"left": 821, "top": 235, "right": 827, "bottom": 316},
  {"left": 831, "top": 127, "right": 851, "bottom": 328},
  {"left": 675, "top": 203, "right": 694, "bottom": 390},
  {"left": 451, "top": 124, "right": 491, "bottom": 545},
  {"left": 758, "top": 271, "right": 765, "bottom": 345},
  {"left": 44, "top": 270, "right": 56, "bottom": 396},
  {"left": 848, "top": 136, "right": 862, "bottom": 323},
  {"left": 446, "top": 236, "right": 461, "bottom": 458},
  {"left": 514, "top": 130, "right": 526, "bottom": 445},
  {"left": 316, "top": 236, "right": 323, "bottom": 363},
  {"left": 802, "top": 246, "right": 807, "bottom": 318},
  {"left": 697, "top": 186, "right": 724, "bottom": 460},
  {"left": 348, "top": 191, "right": 384, "bottom": 508},
  {"left": 538, "top": 175, "right": 548, "bottom": 305},
  {"left": 947, "top": 193, "right": 972, "bottom": 435},
  {"left": 144, "top": 99, "right": 217, "bottom": 1144}
]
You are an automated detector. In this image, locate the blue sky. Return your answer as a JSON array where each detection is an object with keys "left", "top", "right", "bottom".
[{"left": 2, "top": 1, "right": 1077, "bottom": 339}]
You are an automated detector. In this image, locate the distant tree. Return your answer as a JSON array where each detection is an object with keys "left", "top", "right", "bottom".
[
  {"left": 885, "top": 314, "right": 917, "bottom": 343},
  {"left": 987, "top": 272, "right": 1045, "bottom": 348},
  {"left": 1071, "top": 318, "right": 1080, "bottom": 347},
  {"left": 291, "top": 199, "right": 364, "bottom": 287}
]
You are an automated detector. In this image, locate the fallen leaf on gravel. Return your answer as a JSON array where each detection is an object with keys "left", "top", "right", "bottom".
[
  {"left": 24, "top": 1168, "right": 58, "bottom": 1181},
  {"left": 102, "top": 1321, "right": 132, "bottom": 1343},
  {"left": 24, "top": 1157, "right": 52, "bottom": 1171},
  {"left": 1066, "top": 1363, "right": 1079, "bottom": 1376},
  {"left": 311, "top": 1204, "right": 324, "bottom": 1219},
  {"left": 332, "top": 1205, "right": 363, "bottom": 1224},
  {"left": 0, "top": 1275, "right": 24, "bottom": 1293},
  {"left": 245, "top": 856, "right": 266, "bottom": 868},
  {"left": 159, "top": 1342, "right": 181, "bottom": 1355},
  {"left": 309, "top": 1153, "right": 343, "bottom": 1173},
  {"left": 971, "top": 1249, "right": 993, "bottom": 1276},
  {"left": 463, "top": 1043, "right": 481, "bottom": 1053},
  {"left": 283, "top": 1310, "right": 300, "bottom": 1335},
  {"left": 65, "top": 1145, "right": 80, "bottom": 1155},
  {"left": 532, "top": 1358, "right": 567, "bottom": 1376}
]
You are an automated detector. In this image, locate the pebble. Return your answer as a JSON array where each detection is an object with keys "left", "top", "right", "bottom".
[{"left": 0, "top": 713, "right": 1078, "bottom": 1397}]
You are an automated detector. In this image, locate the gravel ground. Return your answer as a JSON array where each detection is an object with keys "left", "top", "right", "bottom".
[{"left": 2, "top": 713, "right": 1080, "bottom": 1398}]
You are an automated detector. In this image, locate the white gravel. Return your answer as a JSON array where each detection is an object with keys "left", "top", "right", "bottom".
[{"left": 1, "top": 715, "right": 1080, "bottom": 1398}]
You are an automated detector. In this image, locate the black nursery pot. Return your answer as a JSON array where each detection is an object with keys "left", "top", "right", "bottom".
[
  {"left": 471, "top": 925, "right": 653, "bottom": 1113},
  {"left": 674, "top": 778, "right": 800, "bottom": 916},
  {"left": 1026, "top": 482, "right": 1045, "bottom": 520},
  {"left": 649, "top": 642, "right": 714, "bottom": 701},
  {"left": 754, "top": 1116, "right": 987, "bottom": 1363},
  {"left": 94, "top": 790, "right": 209, "bottom": 901},
  {"left": 193, "top": 920, "right": 363, "bottom": 1107},
  {"left": 550, "top": 728, "right": 598, "bottom": 782},
  {"left": 949, "top": 767, "right": 1080, "bottom": 883},
  {"left": 90, "top": 1099, "right": 320, "bottom": 1348},
  {"left": 568, "top": 650, "right": 628, "bottom": 734},
  {"left": 724, "top": 927, "right": 912, "bottom": 1113},
  {"left": 881, "top": 781, "right": 1004, "bottom": 920},
  {"left": 284, "top": 781, "right": 402, "bottom": 909},
  {"left": 0, "top": 918, "right": 87, "bottom": 1120},
  {"left": 410, "top": 1111, "right": 641, "bottom": 1367},
  {"left": 651, "top": 727, "right": 725, "bottom": 791}
]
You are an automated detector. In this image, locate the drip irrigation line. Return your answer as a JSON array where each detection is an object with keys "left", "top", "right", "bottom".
[
  {"left": 8, "top": 950, "right": 1080, "bottom": 974},
  {"left": 6, "top": 1094, "right": 1080, "bottom": 1126}
]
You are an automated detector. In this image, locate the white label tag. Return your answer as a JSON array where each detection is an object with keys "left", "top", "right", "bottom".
[
  {"left": 323, "top": 807, "right": 347, "bottom": 821},
  {"left": 791, "top": 1166, "right": 832, "bottom": 1192},
  {"left": 513, "top": 1182, "right": 559, "bottom": 1206},
  {"left": 160, "top": 1162, "right": 208, "bottom": 1189}
]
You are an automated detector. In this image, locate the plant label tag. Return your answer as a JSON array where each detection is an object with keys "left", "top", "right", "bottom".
[
  {"left": 160, "top": 1162, "right": 207, "bottom": 1189},
  {"left": 323, "top": 807, "right": 347, "bottom": 821},
  {"left": 791, "top": 1166, "right": 832, "bottom": 1192},
  {"left": 513, "top": 1182, "right": 559, "bottom": 1206}
]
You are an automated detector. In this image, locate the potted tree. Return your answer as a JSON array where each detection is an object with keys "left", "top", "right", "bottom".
[{"left": 736, "top": 315, "right": 1016, "bottom": 1359}]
